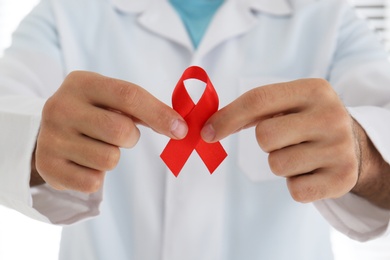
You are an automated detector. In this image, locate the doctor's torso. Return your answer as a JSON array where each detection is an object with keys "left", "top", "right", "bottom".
[{"left": 26, "top": 0, "right": 363, "bottom": 259}]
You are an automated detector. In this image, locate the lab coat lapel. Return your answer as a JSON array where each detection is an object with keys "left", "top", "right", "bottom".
[
  {"left": 196, "top": 0, "right": 293, "bottom": 59},
  {"left": 195, "top": 0, "right": 257, "bottom": 59},
  {"left": 109, "top": 0, "right": 292, "bottom": 57},
  {"left": 137, "top": 1, "right": 194, "bottom": 52},
  {"left": 109, "top": 0, "right": 193, "bottom": 51}
]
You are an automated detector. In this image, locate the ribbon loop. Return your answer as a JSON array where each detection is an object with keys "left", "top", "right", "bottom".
[{"left": 161, "top": 66, "right": 227, "bottom": 176}]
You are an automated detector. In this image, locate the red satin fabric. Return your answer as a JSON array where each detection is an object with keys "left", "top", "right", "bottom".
[{"left": 161, "top": 66, "right": 227, "bottom": 176}]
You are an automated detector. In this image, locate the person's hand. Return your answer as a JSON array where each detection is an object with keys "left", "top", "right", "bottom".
[
  {"left": 201, "top": 78, "right": 360, "bottom": 202},
  {"left": 34, "top": 71, "right": 188, "bottom": 193}
]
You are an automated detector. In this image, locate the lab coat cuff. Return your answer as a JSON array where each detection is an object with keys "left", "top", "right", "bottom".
[
  {"left": 0, "top": 97, "right": 50, "bottom": 222},
  {"left": 314, "top": 194, "right": 390, "bottom": 242},
  {"left": 31, "top": 185, "right": 103, "bottom": 225}
]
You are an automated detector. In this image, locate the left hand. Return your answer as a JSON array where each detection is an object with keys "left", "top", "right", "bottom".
[{"left": 201, "top": 78, "right": 360, "bottom": 203}]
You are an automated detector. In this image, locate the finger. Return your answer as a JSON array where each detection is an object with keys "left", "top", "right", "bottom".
[
  {"left": 61, "top": 134, "right": 121, "bottom": 172},
  {"left": 72, "top": 104, "right": 140, "bottom": 148},
  {"left": 255, "top": 112, "right": 318, "bottom": 152},
  {"left": 41, "top": 158, "right": 106, "bottom": 194},
  {"left": 201, "top": 78, "right": 332, "bottom": 142},
  {"left": 286, "top": 167, "right": 358, "bottom": 203},
  {"left": 268, "top": 142, "right": 331, "bottom": 177},
  {"left": 67, "top": 71, "right": 188, "bottom": 139}
]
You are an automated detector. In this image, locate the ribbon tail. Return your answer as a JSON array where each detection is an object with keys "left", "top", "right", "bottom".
[
  {"left": 196, "top": 140, "right": 227, "bottom": 174},
  {"left": 160, "top": 139, "right": 194, "bottom": 177}
]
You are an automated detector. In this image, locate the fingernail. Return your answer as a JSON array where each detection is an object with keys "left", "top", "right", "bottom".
[
  {"left": 171, "top": 119, "right": 188, "bottom": 139},
  {"left": 201, "top": 123, "right": 216, "bottom": 142}
]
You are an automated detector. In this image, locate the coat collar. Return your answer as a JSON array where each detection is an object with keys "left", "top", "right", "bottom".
[
  {"left": 108, "top": 0, "right": 293, "bottom": 57},
  {"left": 109, "top": 0, "right": 293, "bottom": 16}
]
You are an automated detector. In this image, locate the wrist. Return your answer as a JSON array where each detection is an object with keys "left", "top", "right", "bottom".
[{"left": 351, "top": 120, "right": 390, "bottom": 209}]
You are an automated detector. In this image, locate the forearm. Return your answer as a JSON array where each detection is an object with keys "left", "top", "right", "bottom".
[{"left": 351, "top": 120, "right": 390, "bottom": 209}]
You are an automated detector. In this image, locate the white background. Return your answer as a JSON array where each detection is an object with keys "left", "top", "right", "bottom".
[
  {"left": 0, "top": 2, "right": 62, "bottom": 260},
  {"left": 0, "top": 0, "right": 390, "bottom": 259}
]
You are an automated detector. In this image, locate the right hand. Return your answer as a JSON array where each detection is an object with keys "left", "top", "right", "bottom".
[{"left": 34, "top": 71, "right": 188, "bottom": 193}]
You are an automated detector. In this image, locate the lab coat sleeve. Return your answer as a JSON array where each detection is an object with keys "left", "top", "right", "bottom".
[
  {"left": 314, "top": 6, "right": 390, "bottom": 242},
  {"left": 0, "top": 0, "right": 102, "bottom": 225}
]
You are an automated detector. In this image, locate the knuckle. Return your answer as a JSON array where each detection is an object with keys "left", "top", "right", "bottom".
[
  {"left": 310, "top": 78, "right": 329, "bottom": 87},
  {"left": 244, "top": 88, "right": 269, "bottom": 111},
  {"left": 323, "top": 168, "right": 357, "bottom": 199},
  {"left": 98, "top": 146, "right": 120, "bottom": 170},
  {"left": 308, "top": 78, "right": 330, "bottom": 89},
  {"left": 268, "top": 153, "right": 285, "bottom": 176},
  {"left": 78, "top": 172, "right": 105, "bottom": 194},
  {"left": 289, "top": 185, "right": 313, "bottom": 203},
  {"left": 330, "top": 140, "right": 359, "bottom": 190},
  {"left": 327, "top": 103, "right": 349, "bottom": 122},
  {"left": 127, "top": 127, "right": 141, "bottom": 148},
  {"left": 42, "top": 92, "right": 76, "bottom": 126},
  {"left": 268, "top": 150, "right": 300, "bottom": 177},
  {"left": 63, "top": 71, "right": 85, "bottom": 92},
  {"left": 114, "top": 122, "right": 139, "bottom": 148},
  {"left": 66, "top": 70, "right": 94, "bottom": 85},
  {"left": 95, "top": 111, "right": 140, "bottom": 148},
  {"left": 42, "top": 96, "right": 61, "bottom": 121},
  {"left": 316, "top": 108, "right": 351, "bottom": 139},
  {"left": 255, "top": 123, "right": 274, "bottom": 152},
  {"left": 112, "top": 122, "right": 131, "bottom": 144},
  {"left": 154, "top": 110, "right": 169, "bottom": 129},
  {"left": 97, "top": 111, "right": 116, "bottom": 130},
  {"left": 66, "top": 70, "right": 83, "bottom": 79},
  {"left": 289, "top": 188, "right": 310, "bottom": 203},
  {"left": 117, "top": 82, "right": 140, "bottom": 109},
  {"left": 335, "top": 110, "right": 353, "bottom": 133},
  {"left": 306, "top": 78, "right": 332, "bottom": 100},
  {"left": 35, "top": 154, "right": 66, "bottom": 190},
  {"left": 287, "top": 177, "right": 325, "bottom": 203},
  {"left": 338, "top": 161, "right": 359, "bottom": 189},
  {"left": 34, "top": 154, "right": 51, "bottom": 178},
  {"left": 35, "top": 139, "right": 59, "bottom": 176},
  {"left": 99, "top": 112, "right": 131, "bottom": 142}
]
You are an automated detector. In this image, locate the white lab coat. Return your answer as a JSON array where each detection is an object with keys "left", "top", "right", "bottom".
[{"left": 0, "top": 0, "right": 390, "bottom": 259}]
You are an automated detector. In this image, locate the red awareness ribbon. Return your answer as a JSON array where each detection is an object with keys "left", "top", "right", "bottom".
[{"left": 161, "top": 66, "right": 227, "bottom": 177}]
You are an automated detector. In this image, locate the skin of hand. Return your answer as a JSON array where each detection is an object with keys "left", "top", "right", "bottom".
[
  {"left": 201, "top": 78, "right": 390, "bottom": 209},
  {"left": 32, "top": 71, "right": 188, "bottom": 193}
]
